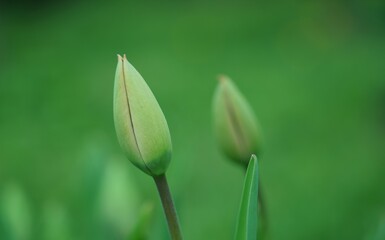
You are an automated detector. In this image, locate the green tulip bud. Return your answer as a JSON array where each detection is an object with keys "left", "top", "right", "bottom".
[
  {"left": 213, "top": 75, "right": 262, "bottom": 165},
  {"left": 113, "top": 55, "right": 172, "bottom": 176}
]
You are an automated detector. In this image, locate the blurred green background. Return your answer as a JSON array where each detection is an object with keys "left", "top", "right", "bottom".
[{"left": 1, "top": 0, "right": 385, "bottom": 239}]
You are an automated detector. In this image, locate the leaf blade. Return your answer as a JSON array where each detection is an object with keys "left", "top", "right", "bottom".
[{"left": 235, "top": 154, "right": 259, "bottom": 240}]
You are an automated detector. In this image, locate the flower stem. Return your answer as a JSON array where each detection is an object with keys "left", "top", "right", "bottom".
[{"left": 154, "top": 174, "right": 183, "bottom": 240}]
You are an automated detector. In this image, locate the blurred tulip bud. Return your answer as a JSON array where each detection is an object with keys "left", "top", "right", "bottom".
[
  {"left": 213, "top": 75, "right": 262, "bottom": 165},
  {"left": 113, "top": 55, "right": 172, "bottom": 176}
]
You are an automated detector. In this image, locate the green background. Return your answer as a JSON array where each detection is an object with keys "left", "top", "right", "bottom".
[{"left": 1, "top": 0, "right": 385, "bottom": 239}]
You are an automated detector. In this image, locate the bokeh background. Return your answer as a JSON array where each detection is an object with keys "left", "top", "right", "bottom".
[{"left": 1, "top": 0, "right": 385, "bottom": 239}]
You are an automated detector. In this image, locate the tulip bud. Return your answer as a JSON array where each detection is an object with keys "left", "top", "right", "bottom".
[
  {"left": 213, "top": 75, "right": 262, "bottom": 165},
  {"left": 113, "top": 55, "right": 172, "bottom": 176}
]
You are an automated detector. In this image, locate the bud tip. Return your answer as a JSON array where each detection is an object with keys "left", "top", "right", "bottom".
[{"left": 217, "top": 74, "right": 229, "bottom": 83}]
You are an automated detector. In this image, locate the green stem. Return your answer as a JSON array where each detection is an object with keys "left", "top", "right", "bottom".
[{"left": 154, "top": 174, "right": 183, "bottom": 240}]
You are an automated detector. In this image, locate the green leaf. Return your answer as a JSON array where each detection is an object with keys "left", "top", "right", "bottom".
[
  {"left": 370, "top": 216, "right": 385, "bottom": 240},
  {"left": 128, "top": 202, "right": 154, "bottom": 240},
  {"left": 235, "top": 154, "right": 259, "bottom": 240}
]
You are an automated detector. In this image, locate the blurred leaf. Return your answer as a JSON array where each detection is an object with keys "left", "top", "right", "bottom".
[
  {"left": 0, "top": 183, "right": 31, "bottom": 240},
  {"left": 128, "top": 202, "right": 154, "bottom": 240},
  {"left": 41, "top": 202, "right": 72, "bottom": 240},
  {"left": 235, "top": 155, "right": 259, "bottom": 240},
  {"left": 367, "top": 215, "right": 385, "bottom": 240},
  {"left": 98, "top": 158, "right": 140, "bottom": 239}
]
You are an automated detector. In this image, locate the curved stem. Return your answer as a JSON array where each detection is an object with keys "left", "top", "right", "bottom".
[{"left": 154, "top": 174, "right": 183, "bottom": 240}]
